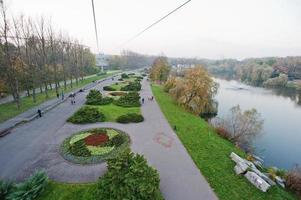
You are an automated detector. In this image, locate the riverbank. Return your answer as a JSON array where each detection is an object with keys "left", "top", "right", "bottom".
[{"left": 151, "top": 84, "right": 297, "bottom": 200}]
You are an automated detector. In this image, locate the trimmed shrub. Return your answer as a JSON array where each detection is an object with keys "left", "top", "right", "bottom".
[
  {"left": 103, "top": 86, "right": 116, "bottom": 91},
  {"left": 121, "top": 81, "right": 141, "bottom": 91},
  {"left": 7, "top": 170, "right": 48, "bottom": 200},
  {"left": 116, "top": 113, "right": 144, "bottom": 123},
  {"left": 118, "top": 78, "right": 123, "bottom": 81},
  {"left": 97, "top": 150, "right": 162, "bottom": 200},
  {"left": 0, "top": 180, "right": 14, "bottom": 200},
  {"left": 286, "top": 166, "right": 301, "bottom": 196},
  {"left": 86, "top": 90, "right": 103, "bottom": 105},
  {"left": 106, "top": 134, "right": 125, "bottom": 147},
  {"left": 114, "top": 92, "right": 141, "bottom": 107},
  {"left": 67, "top": 106, "right": 105, "bottom": 124},
  {"left": 121, "top": 73, "right": 129, "bottom": 79}
]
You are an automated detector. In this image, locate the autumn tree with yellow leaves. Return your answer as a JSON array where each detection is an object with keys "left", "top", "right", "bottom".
[
  {"left": 149, "top": 57, "right": 171, "bottom": 83},
  {"left": 165, "top": 65, "right": 218, "bottom": 115}
]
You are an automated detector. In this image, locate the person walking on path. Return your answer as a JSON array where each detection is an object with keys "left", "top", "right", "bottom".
[
  {"left": 37, "top": 109, "right": 42, "bottom": 117},
  {"left": 56, "top": 93, "right": 59, "bottom": 99},
  {"left": 142, "top": 98, "right": 145, "bottom": 104}
]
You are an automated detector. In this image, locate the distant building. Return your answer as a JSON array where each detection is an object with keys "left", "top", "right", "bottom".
[{"left": 96, "top": 53, "right": 109, "bottom": 71}]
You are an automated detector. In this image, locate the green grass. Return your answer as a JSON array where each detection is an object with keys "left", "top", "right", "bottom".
[
  {"left": 151, "top": 85, "right": 297, "bottom": 200},
  {"left": 109, "top": 82, "right": 128, "bottom": 91},
  {"left": 89, "top": 104, "right": 140, "bottom": 122},
  {"left": 0, "top": 73, "right": 116, "bottom": 123},
  {"left": 38, "top": 181, "right": 97, "bottom": 200}
]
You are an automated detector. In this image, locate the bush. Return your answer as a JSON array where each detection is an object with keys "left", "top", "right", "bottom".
[
  {"left": 215, "top": 127, "right": 231, "bottom": 140},
  {"left": 118, "top": 78, "right": 123, "bottom": 81},
  {"left": 116, "top": 113, "right": 144, "bottom": 123},
  {"left": 121, "top": 73, "right": 129, "bottom": 79},
  {"left": 0, "top": 180, "right": 14, "bottom": 200},
  {"left": 106, "top": 134, "right": 125, "bottom": 147},
  {"left": 97, "top": 150, "right": 162, "bottom": 200},
  {"left": 286, "top": 166, "right": 301, "bottom": 196},
  {"left": 86, "top": 90, "right": 103, "bottom": 105},
  {"left": 121, "top": 82, "right": 141, "bottom": 91},
  {"left": 114, "top": 92, "right": 141, "bottom": 107},
  {"left": 103, "top": 86, "right": 116, "bottom": 91},
  {"left": 7, "top": 170, "right": 48, "bottom": 200},
  {"left": 86, "top": 90, "right": 113, "bottom": 105},
  {"left": 67, "top": 106, "right": 105, "bottom": 124}
]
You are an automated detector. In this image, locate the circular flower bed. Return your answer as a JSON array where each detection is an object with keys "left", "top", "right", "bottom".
[{"left": 60, "top": 128, "right": 130, "bottom": 164}]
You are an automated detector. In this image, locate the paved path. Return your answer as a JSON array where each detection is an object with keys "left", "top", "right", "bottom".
[{"left": 0, "top": 78, "right": 217, "bottom": 200}]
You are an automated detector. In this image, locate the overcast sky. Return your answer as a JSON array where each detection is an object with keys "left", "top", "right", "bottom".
[{"left": 7, "top": 0, "right": 301, "bottom": 59}]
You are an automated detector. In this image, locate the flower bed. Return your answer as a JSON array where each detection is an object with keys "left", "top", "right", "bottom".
[{"left": 60, "top": 128, "right": 130, "bottom": 164}]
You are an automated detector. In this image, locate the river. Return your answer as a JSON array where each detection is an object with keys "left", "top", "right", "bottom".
[{"left": 214, "top": 78, "right": 301, "bottom": 170}]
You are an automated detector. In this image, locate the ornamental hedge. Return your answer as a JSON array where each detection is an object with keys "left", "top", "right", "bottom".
[
  {"left": 67, "top": 106, "right": 105, "bottom": 124},
  {"left": 86, "top": 90, "right": 113, "bottom": 105},
  {"left": 120, "top": 82, "right": 141, "bottom": 91},
  {"left": 114, "top": 92, "right": 141, "bottom": 107},
  {"left": 103, "top": 86, "right": 116, "bottom": 91},
  {"left": 116, "top": 113, "right": 144, "bottom": 123}
]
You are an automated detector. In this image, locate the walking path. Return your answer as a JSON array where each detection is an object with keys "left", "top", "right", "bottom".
[{"left": 0, "top": 77, "right": 217, "bottom": 200}]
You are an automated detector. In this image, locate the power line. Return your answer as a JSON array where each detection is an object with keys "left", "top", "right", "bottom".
[
  {"left": 91, "top": 0, "right": 100, "bottom": 52},
  {"left": 121, "top": 0, "right": 192, "bottom": 47}
]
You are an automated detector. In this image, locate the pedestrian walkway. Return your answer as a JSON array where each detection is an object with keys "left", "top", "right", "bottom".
[{"left": 0, "top": 77, "right": 217, "bottom": 200}]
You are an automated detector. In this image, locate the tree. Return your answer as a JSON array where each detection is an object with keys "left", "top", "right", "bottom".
[
  {"left": 149, "top": 56, "right": 170, "bottom": 82},
  {"left": 263, "top": 73, "right": 288, "bottom": 88},
  {"left": 168, "top": 66, "right": 218, "bottom": 115},
  {"left": 211, "top": 105, "right": 263, "bottom": 151}
]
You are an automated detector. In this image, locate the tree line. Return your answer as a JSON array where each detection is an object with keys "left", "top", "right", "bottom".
[{"left": 0, "top": 3, "right": 97, "bottom": 108}]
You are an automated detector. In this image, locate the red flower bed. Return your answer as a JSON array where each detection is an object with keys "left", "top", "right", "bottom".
[{"left": 85, "top": 134, "right": 109, "bottom": 146}]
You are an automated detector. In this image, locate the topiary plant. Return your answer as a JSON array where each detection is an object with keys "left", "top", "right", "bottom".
[
  {"left": 86, "top": 90, "right": 103, "bottom": 105},
  {"left": 97, "top": 149, "right": 162, "bottom": 200},
  {"left": 67, "top": 106, "right": 105, "bottom": 124},
  {"left": 114, "top": 92, "right": 141, "bottom": 107},
  {"left": 116, "top": 113, "right": 144, "bottom": 123}
]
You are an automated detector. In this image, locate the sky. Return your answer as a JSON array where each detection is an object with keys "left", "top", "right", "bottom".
[{"left": 6, "top": 0, "right": 301, "bottom": 59}]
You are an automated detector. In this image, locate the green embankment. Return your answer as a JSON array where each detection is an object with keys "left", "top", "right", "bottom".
[
  {"left": 151, "top": 85, "right": 296, "bottom": 200},
  {"left": 0, "top": 73, "right": 116, "bottom": 123}
]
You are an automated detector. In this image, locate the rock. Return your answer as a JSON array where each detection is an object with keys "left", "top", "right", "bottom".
[
  {"left": 252, "top": 154, "right": 264, "bottom": 163},
  {"left": 244, "top": 171, "right": 271, "bottom": 192},
  {"left": 234, "top": 162, "right": 249, "bottom": 174},
  {"left": 230, "top": 152, "right": 244, "bottom": 164},
  {"left": 275, "top": 176, "right": 286, "bottom": 188},
  {"left": 253, "top": 160, "right": 263, "bottom": 169}
]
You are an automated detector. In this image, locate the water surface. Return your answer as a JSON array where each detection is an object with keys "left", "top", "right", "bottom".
[{"left": 214, "top": 78, "right": 301, "bottom": 169}]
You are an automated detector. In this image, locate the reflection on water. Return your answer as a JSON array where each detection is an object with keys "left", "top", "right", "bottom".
[{"left": 214, "top": 78, "right": 301, "bottom": 169}]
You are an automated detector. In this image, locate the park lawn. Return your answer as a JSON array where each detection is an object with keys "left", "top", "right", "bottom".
[
  {"left": 38, "top": 181, "right": 97, "bottom": 200},
  {"left": 109, "top": 82, "right": 128, "bottom": 91},
  {"left": 0, "top": 73, "right": 115, "bottom": 123},
  {"left": 151, "top": 85, "right": 297, "bottom": 200},
  {"left": 90, "top": 103, "right": 141, "bottom": 122}
]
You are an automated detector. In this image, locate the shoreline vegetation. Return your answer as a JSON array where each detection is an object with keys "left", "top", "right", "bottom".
[{"left": 151, "top": 84, "right": 297, "bottom": 200}]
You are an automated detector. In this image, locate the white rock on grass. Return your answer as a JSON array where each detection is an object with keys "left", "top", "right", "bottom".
[
  {"left": 230, "top": 152, "right": 244, "bottom": 164},
  {"left": 234, "top": 162, "right": 249, "bottom": 175},
  {"left": 245, "top": 171, "right": 271, "bottom": 192},
  {"left": 275, "top": 176, "right": 286, "bottom": 188}
]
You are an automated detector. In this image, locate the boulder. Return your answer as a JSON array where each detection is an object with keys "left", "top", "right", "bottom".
[
  {"left": 234, "top": 161, "right": 249, "bottom": 175},
  {"left": 230, "top": 152, "right": 244, "bottom": 164},
  {"left": 244, "top": 171, "right": 271, "bottom": 192},
  {"left": 275, "top": 176, "right": 286, "bottom": 188}
]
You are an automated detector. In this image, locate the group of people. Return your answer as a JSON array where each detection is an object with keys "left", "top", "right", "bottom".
[{"left": 141, "top": 96, "right": 154, "bottom": 104}]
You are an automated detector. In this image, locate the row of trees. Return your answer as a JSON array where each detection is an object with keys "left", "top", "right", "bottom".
[{"left": 0, "top": 3, "right": 97, "bottom": 108}]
